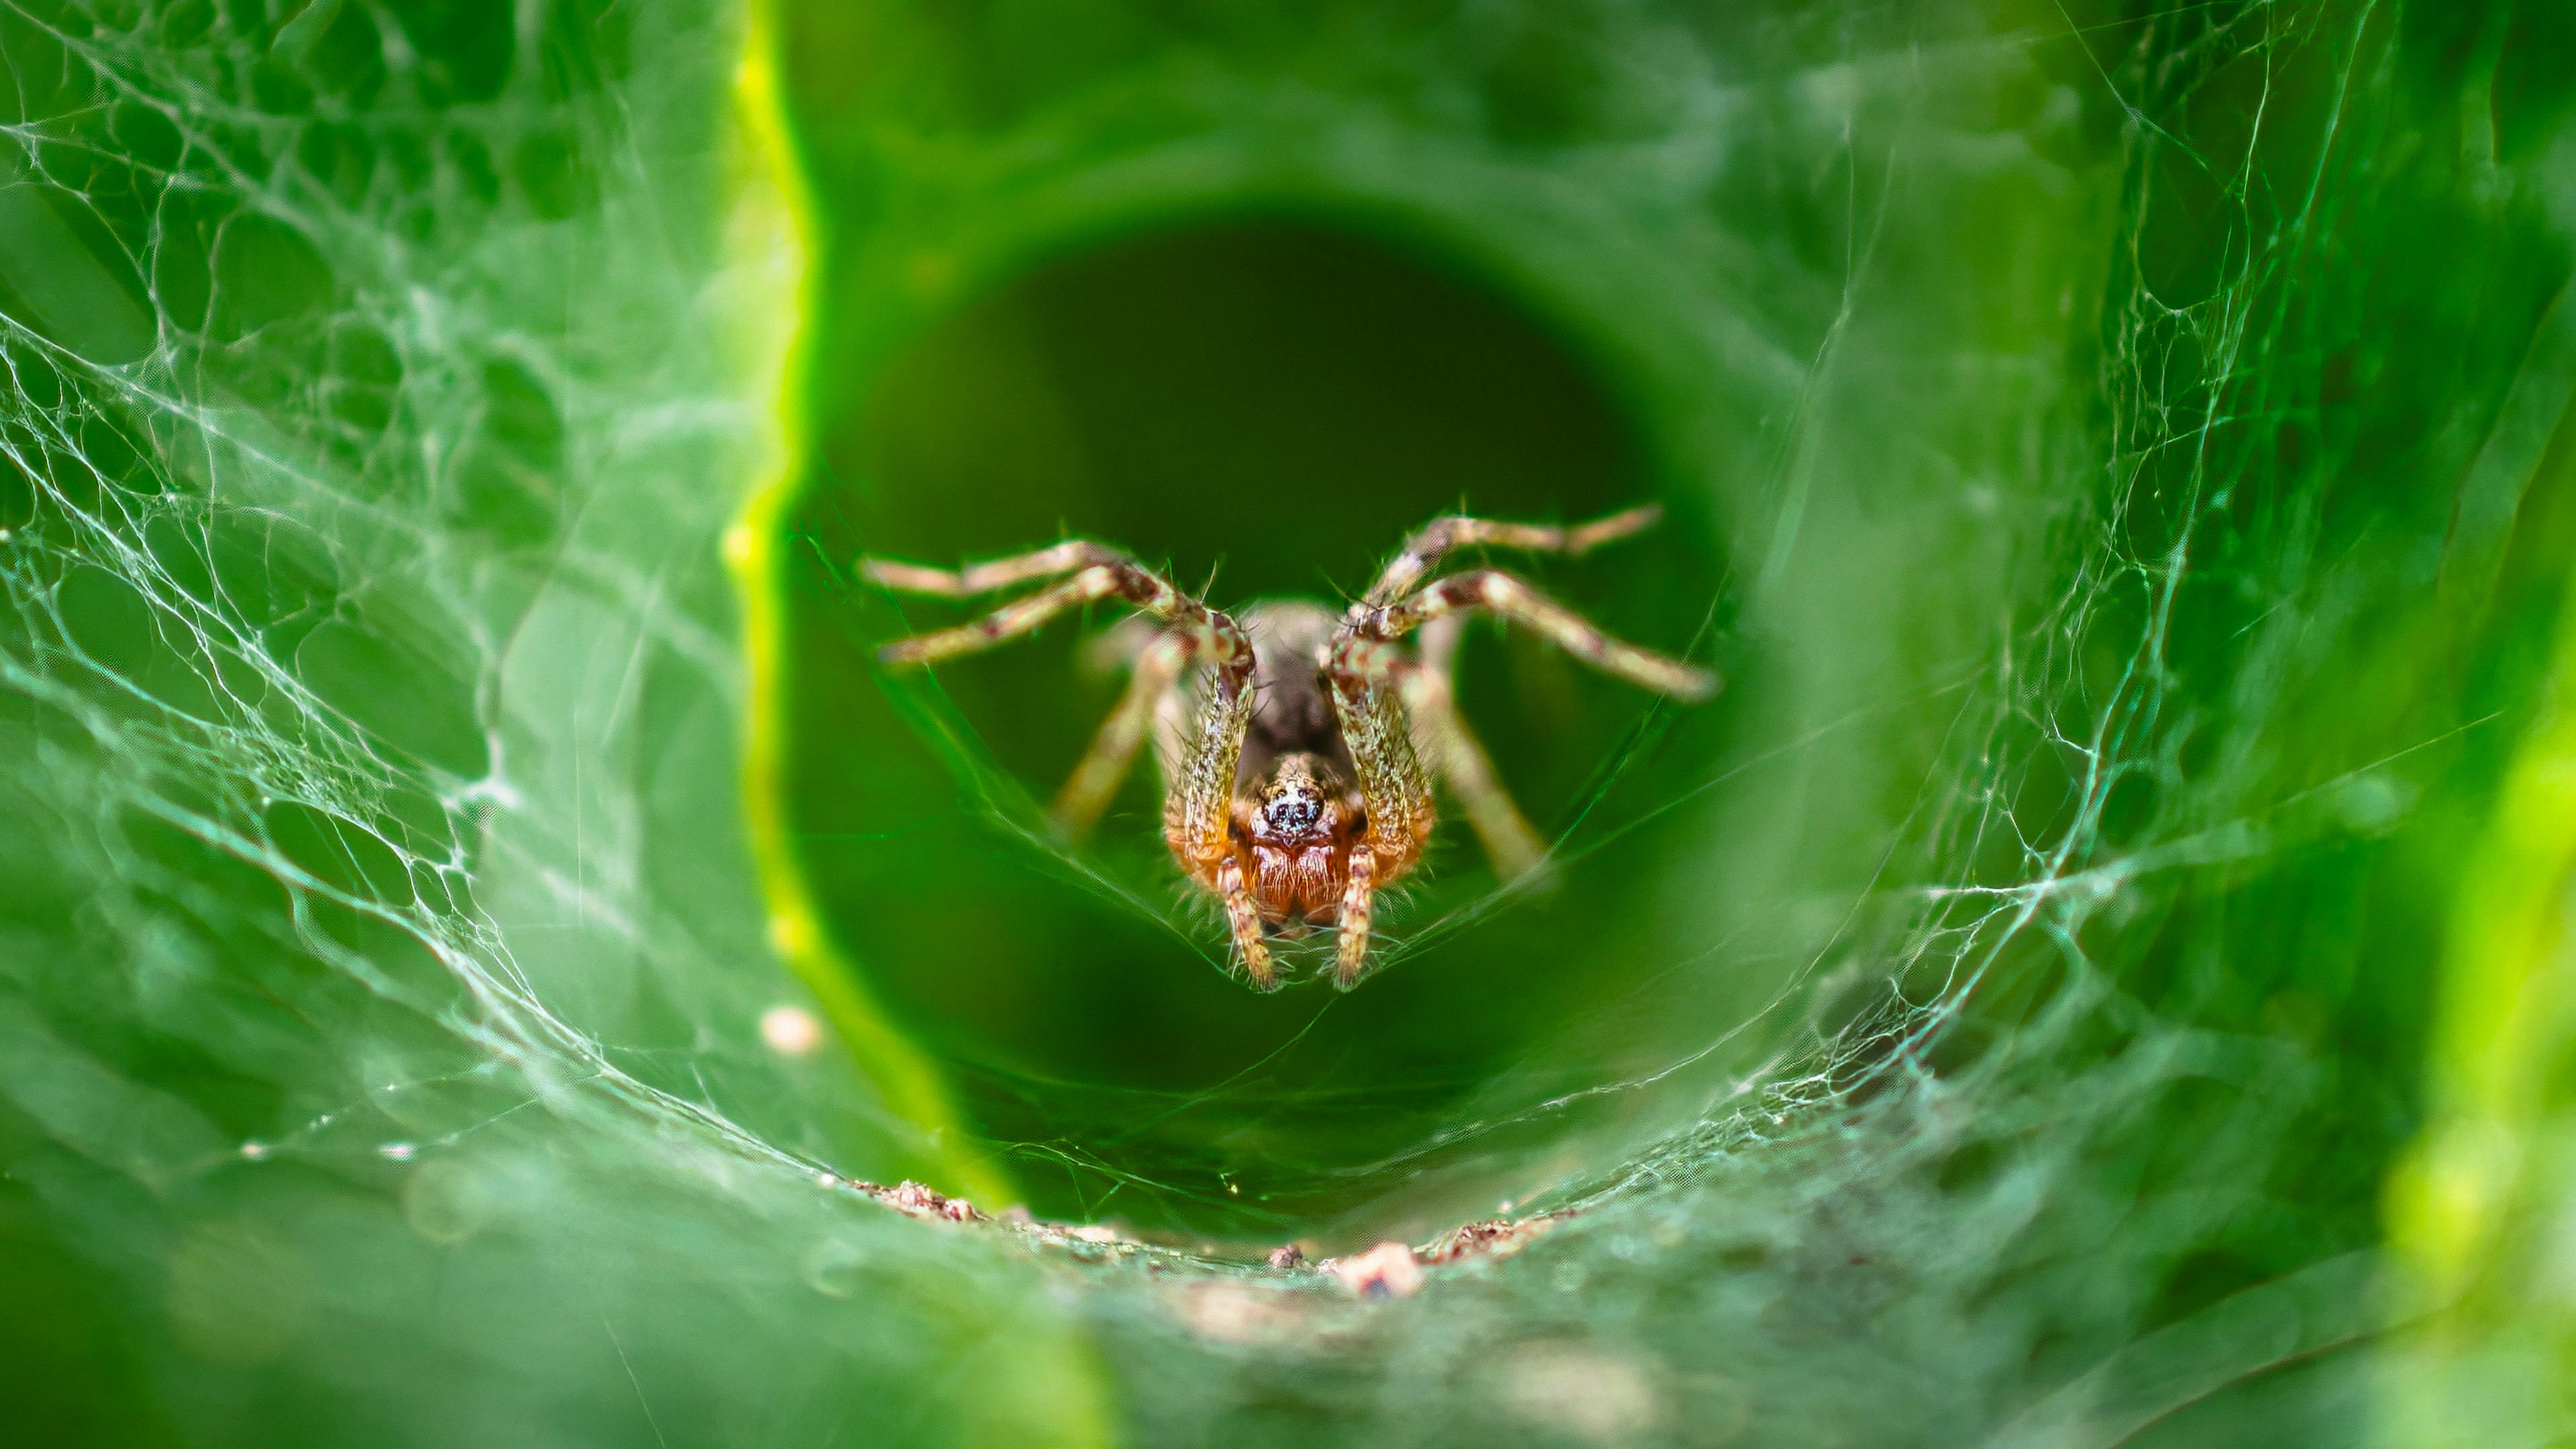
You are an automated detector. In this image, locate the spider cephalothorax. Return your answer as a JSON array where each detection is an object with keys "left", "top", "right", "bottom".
[
  {"left": 1237, "top": 751, "right": 1359, "bottom": 930},
  {"left": 865, "top": 506, "right": 1717, "bottom": 990}
]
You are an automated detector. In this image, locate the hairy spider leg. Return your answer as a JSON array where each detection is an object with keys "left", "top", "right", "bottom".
[
  {"left": 862, "top": 539, "right": 1138, "bottom": 598},
  {"left": 1321, "top": 568, "right": 1716, "bottom": 983},
  {"left": 867, "top": 543, "right": 1271, "bottom": 983},
  {"left": 1359, "top": 503, "right": 1668, "bottom": 610},
  {"left": 1316, "top": 655, "right": 1437, "bottom": 990},
  {"left": 1213, "top": 853, "right": 1275, "bottom": 989},
  {"left": 1346, "top": 570, "right": 1719, "bottom": 702},
  {"left": 1334, "top": 842, "right": 1380, "bottom": 987},
  {"left": 1400, "top": 614, "right": 1547, "bottom": 882},
  {"left": 868, "top": 540, "right": 1238, "bottom": 668},
  {"left": 1181, "top": 680, "right": 1270, "bottom": 987},
  {"left": 1052, "top": 629, "right": 1191, "bottom": 837}
]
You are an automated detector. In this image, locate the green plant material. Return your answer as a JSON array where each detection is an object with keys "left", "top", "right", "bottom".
[
  {"left": 3, "top": 0, "right": 2573, "bottom": 1445},
  {"left": 0, "top": 0, "right": 1100, "bottom": 1442}
]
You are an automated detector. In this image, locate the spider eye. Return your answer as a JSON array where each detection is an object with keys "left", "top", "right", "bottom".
[{"left": 1261, "top": 791, "right": 1323, "bottom": 835}]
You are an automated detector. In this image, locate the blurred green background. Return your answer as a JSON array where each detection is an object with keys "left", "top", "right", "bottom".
[{"left": 5, "top": 0, "right": 2576, "bottom": 1444}]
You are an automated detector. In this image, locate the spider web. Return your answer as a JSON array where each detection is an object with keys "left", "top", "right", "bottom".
[{"left": 2, "top": 0, "right": 2569, "bottom": 1445}]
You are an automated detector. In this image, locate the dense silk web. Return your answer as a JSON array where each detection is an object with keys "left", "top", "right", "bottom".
[{"left": 2, "top": 1, "right": 2562, "bottom": 1444}]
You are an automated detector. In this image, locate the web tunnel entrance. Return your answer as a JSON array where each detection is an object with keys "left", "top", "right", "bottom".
[{"left": 780, "top": 217, "right": 1738, "bottom": 1241}]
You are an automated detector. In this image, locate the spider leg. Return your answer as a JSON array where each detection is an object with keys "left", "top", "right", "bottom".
[
  {"left": 1161, "top": 660, "right": 1259, "bottom": 892},
  {"left": 1052, "top": 629, "right": 1193, "bottom": 837},
  {"left": 1400, "top": 618, "right": 1546, "bottom": 881},
  {"left": 1215, "top": 853, "right": 1278, "bottom": 990},
  {"left": 1332, "top": 843, "right": 1380, "bottom": 988},
  {"left": 1360, "top": 503, "right": 1666, "bottom": 608},
  {"left": 1345, "top": 569, "right": 1718, "bottom": 700},
  {"left": 1322, "top": 661, "right": 1437, "bottom": 883},
  {"left": 861, "top": 539, "right": 1132, "bottom": 598},
  {"left": 870, "top": 545, "right": 1250, "bottom": 680},
  {"left": 1316, "top": 633, "right": 1437, "bottom": 988},
  {"left": 868, "top": 541, "right": 1277, "bottom": 980}
]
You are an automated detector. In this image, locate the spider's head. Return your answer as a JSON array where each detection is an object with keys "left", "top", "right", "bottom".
[
  {"left": 1248, "top": 753, "right": 1345, "bottom": 846},
  {"left": 1238, "top": 753, "right": 1358, "bottom": 928}
]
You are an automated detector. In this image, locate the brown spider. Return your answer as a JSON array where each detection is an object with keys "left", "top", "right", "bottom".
[{"left": 863, "top": 506, "right": 1718, "bottom": 990}]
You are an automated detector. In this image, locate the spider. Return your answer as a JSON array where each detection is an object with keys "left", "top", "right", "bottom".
[{"left": 862, "top": 506, "right": 1718, "bottom": 991}]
